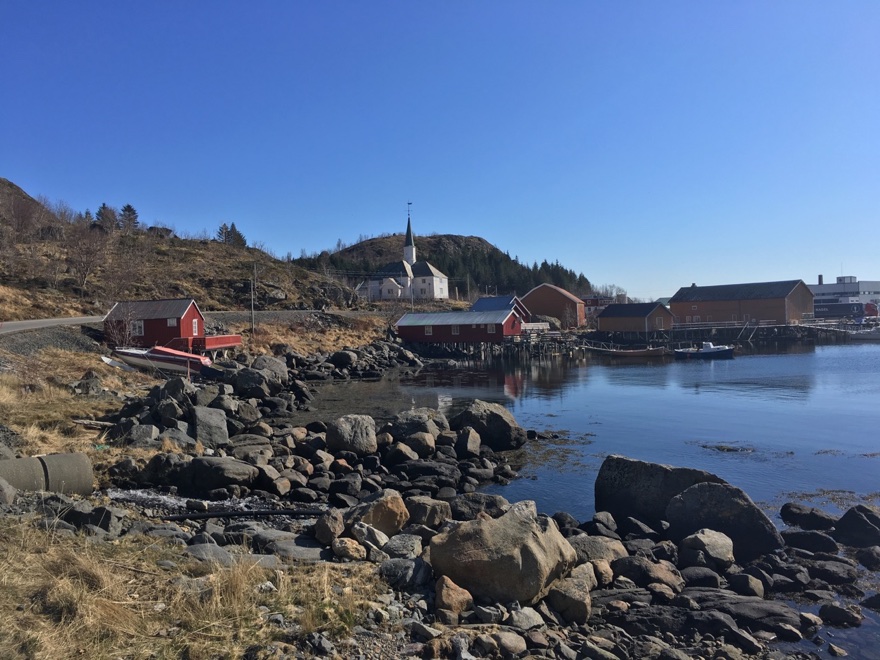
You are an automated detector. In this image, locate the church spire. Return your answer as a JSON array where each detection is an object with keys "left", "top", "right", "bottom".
[{"left": 404, "top": 202, "right": 416, "bottom": 265}]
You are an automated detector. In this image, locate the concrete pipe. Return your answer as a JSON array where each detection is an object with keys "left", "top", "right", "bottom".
[{"left": 0, "top": 453, "right": 94, "bottom": 496}]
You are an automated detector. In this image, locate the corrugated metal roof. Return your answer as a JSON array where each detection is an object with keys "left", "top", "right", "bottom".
[
  {"left": 104, "top": 298, "right": 197, "bottom": 321},
  {"left": 669, "top": 280, "right": 806, "bottom": 303},
  {"left": 470, "top": 296, "right": 517, "bottom": 312},
  {"left": 396, "top": 310, "right": 513, "bottom": 327},
  {"left": 598, "top": 302, "right": 669, "bottom": 318}
]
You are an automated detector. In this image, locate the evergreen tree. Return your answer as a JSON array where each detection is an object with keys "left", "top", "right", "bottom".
[
  {"left": 119, "top": 204, "right": 139, "bottom": 232},
  {"left": 217, "top": 223, "right": 230, "bottom": 243},
  {"left": 95, "top": 203, "right": 118, "bottom": 231},
  {"left": 228, "top": 223, "right": 247, "bottom": 248}
]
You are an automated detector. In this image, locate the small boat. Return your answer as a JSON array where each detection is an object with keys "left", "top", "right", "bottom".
[
  {"left": 674, "top": 341, "right": 735, "bottom": 360},
  {"left": 586, "top": 344, "right": 669, "bottom": 358},
  {"left": 111, "top": 346, "right": 213, "bottom": 375},
  {"left": 847, "top": 326, "right": 880, "bottom": 342}
]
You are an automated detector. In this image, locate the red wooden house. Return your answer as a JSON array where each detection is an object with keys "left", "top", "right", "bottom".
[
  {"left": 103, "top": 298, "right": 241, "bottom": 353},
  {"left": 396, "top": 310, "right": 523, "bottom": 344}
]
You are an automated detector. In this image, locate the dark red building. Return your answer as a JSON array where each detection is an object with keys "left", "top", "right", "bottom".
[
  {"left": 103, "top": 298, "right": 241, "bottom": 353},
  {"left": 396, "top": 310, "right": 522, "bottom": 343}
]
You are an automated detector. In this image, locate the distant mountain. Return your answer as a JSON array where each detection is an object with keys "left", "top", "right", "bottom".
[{"left": 296, "top": 232, "right": 592, "bottom": 299}]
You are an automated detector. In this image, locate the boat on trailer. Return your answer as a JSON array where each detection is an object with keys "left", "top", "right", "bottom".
[
  {"left": 111, "top": 345, "right": 213, "bottom": 375},
  {"left": 673, "top": 341, "right": 735, "bottom": 360}
]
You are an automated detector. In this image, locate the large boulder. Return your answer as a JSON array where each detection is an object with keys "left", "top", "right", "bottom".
[
  {"left": 189, "top": 406, "right": 230, "bottom": 450},
  {"left": 429, "top": 500, "right": 576, "bottom": 604},
  {"left": 251, "top": 355, "right": 289, "bottom": 386},
  {"left": 680, "top": 529, "right": 736, "bottom": 571},
  {"left": 183, "top": 457, "right": 258, "bottom": 494},
  {"left": 594, "top": 456, "right": 726, "bottom": 528},
  {"left": 831, "top": 505, "right": 880, "bottom": 548},
  {"left": 326, "top": 415, "right": 378, "bottom": 456},
  {"left": 666, "top": 482, "right": 784, "bottom": 562},
  {"left": 448, "top": 400, "right": 526, "bottom": 452}
]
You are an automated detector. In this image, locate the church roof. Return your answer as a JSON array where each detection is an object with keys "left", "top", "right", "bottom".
[
  {"left": 374, "top": 259, "right": 446, "bottom": 279},
  {"left": 405, "top": 218, "right": 414, "bottom": 247}
]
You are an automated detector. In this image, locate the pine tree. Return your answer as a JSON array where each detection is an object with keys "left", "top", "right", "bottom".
[
  {"left": 228, "top": 223, "right": 247, "bottom": 248},
  {"left": 217, "top": 223, "right": 230, "bottom": 243},
  {"left": 119, "top": 204, "right": 139, "bottom": 232},
  {"left": 96, "top": 203, "right": 118, "bottom": 231}
]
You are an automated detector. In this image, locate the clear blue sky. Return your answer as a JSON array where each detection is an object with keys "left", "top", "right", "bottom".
[{"left": 2, "top": 2, "right": 878, "bottom": 300}]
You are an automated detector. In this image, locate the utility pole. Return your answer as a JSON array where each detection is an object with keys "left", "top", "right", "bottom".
[{"left": 251, "top": 262, "right": 256, "bottom": 335}]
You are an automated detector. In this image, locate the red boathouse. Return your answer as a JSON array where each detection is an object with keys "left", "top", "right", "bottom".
[
  {"left": 103, "top": 298, "right": 241, "bottom": 354},
  {"left": 395, "top": 310, "right": 523, "bottom": 344}
]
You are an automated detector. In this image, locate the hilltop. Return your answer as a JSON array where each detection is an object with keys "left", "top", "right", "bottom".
[{"left": 296, "top": 231, "right": 592, "bottom": 298}]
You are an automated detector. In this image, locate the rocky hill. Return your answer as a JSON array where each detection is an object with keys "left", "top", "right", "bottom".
[{"left": 296, "top": 232, "right": 592, "bottom": 298}]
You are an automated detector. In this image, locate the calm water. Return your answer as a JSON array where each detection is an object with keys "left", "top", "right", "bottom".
[
  {"left": 311, "top": 342, "right": 880, "bottom": 655},
  {"left": 398, "top": 342, "right": 880, "bottom": 522}
]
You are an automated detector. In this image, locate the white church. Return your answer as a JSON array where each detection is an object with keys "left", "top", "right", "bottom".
[{"left": 360, "top": 218, "right": 449, "bottom": 301}]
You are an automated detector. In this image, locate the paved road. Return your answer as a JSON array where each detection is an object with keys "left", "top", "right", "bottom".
[{"left": 0, "top": 316, "right": 105, "bottom": 335}]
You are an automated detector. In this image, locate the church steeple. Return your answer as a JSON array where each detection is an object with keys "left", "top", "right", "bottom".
[{"left": 404, "top": 202, "right": 416, "bottom": 265}]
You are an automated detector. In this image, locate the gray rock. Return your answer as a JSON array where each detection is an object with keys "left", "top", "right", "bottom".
[
  {"left": 326, "top": 415, "right": 377, "bottom": 456},
  {"left": 251, "top": 355, "right": 288, "bottom": 385},
  {"left": 506, "top": 606, "right": 544, "bottom": 630},
  {"left": 832, "top": 505, "right": 880, "bottom": 548},
  {"left": 449, "top": 492, "right": 511, "bottom": 521},
  {"left": 594, "top": 455, "right": 726, "bottom": 528},
  {"left": 406, "top": 495, "right": 452, "bottom": 529},
  {"left": 610, "top": 556, "right": 685, "bottom": 592},
  {"left": 666, "top": 482, "right": 783, "bottom": 562},
  {"left": 184, "top": 456, "right": 258, "bottom": 493},
  {"left": 189, "top": 406, "right": 230, "bottom": 449},
  {"left": 780, "top": 502, "right": 836, "bottom": 530},
  {"left": 680, "top": 528, "right": 735, "bottom": 570},
  {"left": 782, "top": 529, "right": 840, "bottom": 553},
  {"left": 382, "top": 533, "right": 422, "bottom": 560},
  {"left": 819, "top": 601, "right": 864, "bottom": 627},
  {"left": 184, "top": 543, "right": 235, "bottom": 566},
  {"left": 448, "top": 399, "right": 527, "bottom": 451},
  {"left": 568, "top": 535, "right": 628, "bottom": 564}
]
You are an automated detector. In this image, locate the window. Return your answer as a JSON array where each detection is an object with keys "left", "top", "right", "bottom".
[
  {"left": 691, "top": 305, "right": 697, "bottom": 310},
  {"left": 192, "top": 319, "right": 199, "bottom": 335},
  {"left": 421, "top": 288, "right": 426, "bottom": 295},
  {"left": 487, "top": 324, "right": 496, "bottom": 334},
  {"left": 425, "top": 326, "right": 432, "bottom": 336},
  {"left": 422, "top": 278, "right": 426, "bottom": 283},
  {"left": 451, "top": 325, "right": 460, "bottom": 335},
  {"left": 167, "top": 318, "right": 177, "bottom": 327},
  {"left": 130, "top": 320, "right": 144, "bottom": 336},
  {"left": 654, "top": 317, "right": 664, "bottom": 330}
]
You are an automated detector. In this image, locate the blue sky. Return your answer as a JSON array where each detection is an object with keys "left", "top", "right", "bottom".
[{"left": 2, "top": 2, "right": 878, "bottom": 300}]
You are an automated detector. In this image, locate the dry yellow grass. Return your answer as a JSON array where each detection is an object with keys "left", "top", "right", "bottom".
[
  {"left": 234, "top": 315, "right": 388, "bottom": 356},
  {"left": 0, "top": 516, "right": 383, "bottom": 659}
]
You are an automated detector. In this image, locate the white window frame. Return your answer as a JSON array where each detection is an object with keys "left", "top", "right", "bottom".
[
  {"left": 130, "top": 320, "right": 144, "bottom": 336},
  {"left": 167, "top": 318, "right": 178, "bottom": 327},
  {"left": 451, "top": 325, "right": 460, "bottom": 336},
  {"left": 192, "top": 318, "right": 199, "bottom": 335},
  {"left": 425, "top": 326, "right": 433, "bottom": 336},
  {"left": 487, "top": 324, "right": 496, "bottom": 334}
]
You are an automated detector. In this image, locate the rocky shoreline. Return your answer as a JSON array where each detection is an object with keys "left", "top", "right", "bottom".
[{"left": 2, "top": 339, "right": 880, "bottom": 659}]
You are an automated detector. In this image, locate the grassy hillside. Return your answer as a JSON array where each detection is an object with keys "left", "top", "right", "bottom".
[{"left": 0, "top": 178, "right": 357, "bottom": 320}]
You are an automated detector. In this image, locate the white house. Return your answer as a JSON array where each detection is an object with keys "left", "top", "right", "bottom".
[{"left": 362, "top": 218, "right": 449, "bottom": 301}]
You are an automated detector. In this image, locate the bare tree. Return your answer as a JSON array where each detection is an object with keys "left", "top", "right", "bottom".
[{"left": 66, "top": 221, "right": 107, "bottom": 294}]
